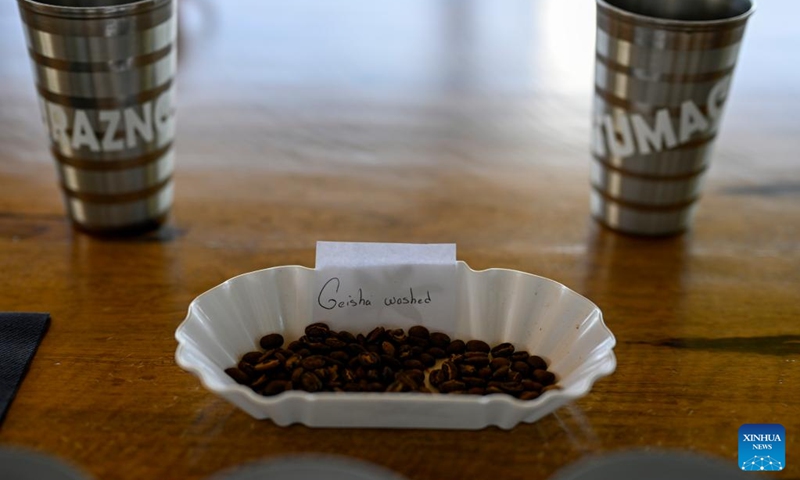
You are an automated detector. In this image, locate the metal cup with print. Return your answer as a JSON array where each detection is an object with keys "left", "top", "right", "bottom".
[
  {"left": 17, "top": 0, "right": 177, "bottom": 235},
  {"left": 591, "top": 0, "right": 754, "bottom": 236}
]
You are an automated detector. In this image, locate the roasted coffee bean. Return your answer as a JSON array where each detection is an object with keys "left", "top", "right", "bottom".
[
  {"left": 380, "top": 341, "right": 396, "bottom": 357},
  {"left": 487, "top": 381, "right": 503, "bottom": 389},
  {"left": 458, "top": 364, "right": 477, "bottom": 377},
  {"left": 446, "top": 339, "right": 466, "bottom": 355},
  {"left": 406, "top": 336, "right": 429, "bottom": 349},
  {"left": 398, "top": 351, "right": 414, "bottom": 362},
  {"left": 511, "top": 361, "right": 530, "bottom": 376},
  {"left": 300, "top": 372, "right": 323, "bottom": 392},
  {"left": 366, "top": 344, "right": 381, "bottom": 354},
  {"left": 355, "top": 367, "right": 367, "bottom": 379},
  {"left": 284, "top": 356, "right": 301, "bottom": 370},
  {"left": 225, "top": 368, "right": 251, "bottom": 385},
  {"left": 465, "top": 351, "right": 488, "bottom": 359},
  {"left": 507, "top": 370, "right": 522, "bottom": 383},
  {"left": 263, "top": 380, "right": 290, "bottom": 396},
  {"left": 366, "top": 326, "right": 386, "bottom": 344},
  {"left": 324, "top": 337, "right": 347, "bottom": 349},
  {"left": 388, "top": 328, "right": 406, "bottom": 343},
  {"left": 527, "top": 355, "right": 547, "bottom": 371},
  {"left": 492, "top": 366, "right": 509, "bottom": 380},
  {"left": 278, "top": 348, "right": 295, "bottom": 358},
  {"left": 419, "top": 353, "right": 436, "bottom": 368},
  {"left": 296, "top": 348, "right": 312, "bottom": 358},
  {"left": 254, "top": 359, "right": 281, "bottom": 371},
  {"left": 490, "top": 357, "right": 510, "bottom": 370},
  {"left": 356, "top": 333, "right": 367, "bottom": 345},
  {"left": 410, "top": 346, "right": 424, "bottom": 357},
  {"left": 342, "top": 368, "right": 357, "bottom": 383},
  {"left": 273, "top": 352, "right": 288, "bottom": 364},
  {"left": 304, "top": 322, "right": 330, "bottom": 337},
  {"left": 441, "top": 361, "right": 459, "bottom": 381},
  {"left": 256, "top": 349, "right": 276, "bottom": 363},
  {"left": 465, "top": 340, "right": 490, "bottom": 353},
  {"left": 346, "top": 343, "right": 366, "bottom": 356},
  {"left": 381, "top": 366, "right": 395, "bottom": 382},
  {"left": 237, "top": 361, "right": 257, "bottom": 378},
  {"left": 408, "top": 325, "right": 430, "bottom": 339},
  {"left": 519, "top": 391, "right": 540, "bottom": 401},
  {"left": 403, "top": 359, "right": 425, "bottom": 371},
  {"left": 439, "top": 380, "right": 466, "bottom": 393},
  {"left": 429, "top": 331, "right": 451, "bottom": 348},
  {"left": 418, "top": 386, "right": 433, "bottom": 394},
  {"left": 260, "top": 333, "right": 284, "bottom": 350},
  {"left": 429, "top": 369, "right": 444, "bottom": 387},
  {"left": 337, "top": 331, "right": 357, "bottom": 343},
  {"left": 478, "top": 367, "right": 493, "bottom": 379},
  {"left": 307, "top": 342, "right": 331, "bottom": 354},
  {"left": 463, "top": 377, "right": 486, "bottom": 389},
  {"left": 291, "top": 367, "right": 305, "bottom": 384},
  {"left": 533, "top": 369, "right": 556, "bottom": 386},
  {"left": 330, "top": 351, "right": 350, "bottom": 363},
  {"left": 347, "top": 357, "right": 361, "bottom": 369},
  {"left": 325, "top": 357, "right": 344, "bottom": 370},
  {"left": 511, "top": 351, "right": 530, "bottom": 362},
  {"left": 449, "top": 354, "right": 464, "bottom": 365},
  {"left": 490, "top": 342, "right": 514, "bottom": 357},
  {"left": 301, "top": 356, "right": 326, "bottom": 370},
  {"left": 462, "top": 353, "right": 490, "bottom": 368},
  {"left": 381, "top": 355, "right": 402, "bottom": 370},
  {"left": 427, "top": 347, "right": 447, "bottom": 359},
  {"left": 344, "top": 382, "right": 362, "bottom": 392},
  {"left": 386, "top": 381, "right": 410, "bottom": 393},
  {"left": 241, "top": 351, "right": 263, "bottom": 365},
  {"left": 395, "top": 371, "right": 420, "bottom": 390},
  {"left": 287, "top": 340, "right": 303, "bottom": 352},
  {"left": 500, "top": 382, "right": 524, "bottom": 395},
  {"left": 467, "top": 387, "right": 486, "bottom": 395},
  {"left": 251, "top": 374, "right": 269, "bottom": 390},
  {"left": 542, "top": 384, "right": 561, "bottom": 392},
  {"left": 521, "top": 380, "right": 543, "bottom": 392},
  {"left": 313, "top": 367, "right": 331, "bottom": 382},
  {"left": 365, "top": 369, "right": 381, "bottom": 382},
  {"left": 485, "top": 386, "right": 504, "bottom": 395},
  {"left": 367, "top": 382, "right": 385, "bottom": 392},
  {"left": 359, "top": 351, "right": 381, "bottom": 367},
  {"left": 406, "top": 369, "right": 425, "bottom": 385}
]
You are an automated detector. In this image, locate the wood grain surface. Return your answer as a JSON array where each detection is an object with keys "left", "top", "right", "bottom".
[{"left": 1, "top": 0, "right": 799, "bottom": 479}]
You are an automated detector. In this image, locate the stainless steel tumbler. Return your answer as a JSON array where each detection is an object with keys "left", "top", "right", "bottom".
[
  {"left": 591, "top": 0, "right": 754, "bottom": 236},
  {"left": 17, "top": 0, "right": 177, "bottom": 235}
]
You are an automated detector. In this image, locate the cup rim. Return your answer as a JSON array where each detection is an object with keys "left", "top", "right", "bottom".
[
  {"left": 17, "top": 0, "right": 170, "bottom": 19},
  {"left": 596, "top": 0, "right": 755, "bottom": 28}
]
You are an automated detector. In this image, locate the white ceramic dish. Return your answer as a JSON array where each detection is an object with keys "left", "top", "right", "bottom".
[{"left": 175, "top": 261, "right": 616, "bottom": 429}]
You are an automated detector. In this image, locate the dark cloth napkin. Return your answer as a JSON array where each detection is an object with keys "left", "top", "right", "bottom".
[{"left": 0, "top": 313, "right": 50, "bottom": 426}]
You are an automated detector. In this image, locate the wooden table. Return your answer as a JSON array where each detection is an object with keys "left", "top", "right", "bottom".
[{"left": 1, "top": 0, "right": 798, "bottom": 478}]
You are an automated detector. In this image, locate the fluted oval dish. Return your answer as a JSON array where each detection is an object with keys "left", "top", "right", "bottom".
[{"left": 175, "top": 261, "right": 616, "bottom": 429}]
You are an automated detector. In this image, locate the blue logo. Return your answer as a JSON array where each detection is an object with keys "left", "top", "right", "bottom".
[{"left": 739, "top": 424, "right": 785, "bottom": 471}]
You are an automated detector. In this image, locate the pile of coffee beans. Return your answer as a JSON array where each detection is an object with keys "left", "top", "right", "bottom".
[{"left": 225, "top": 322, "right": 558, "bottom": 400}]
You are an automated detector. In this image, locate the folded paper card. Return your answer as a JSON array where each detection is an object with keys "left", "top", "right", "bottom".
[{"left": 313, "top": 242, "right": 457, "bottom": 333}]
